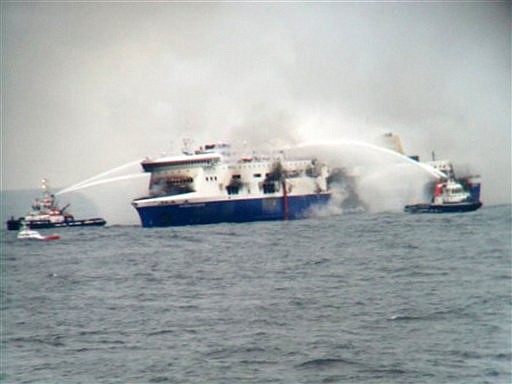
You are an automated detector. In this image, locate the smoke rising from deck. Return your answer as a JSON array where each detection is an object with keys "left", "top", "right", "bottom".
[{"left": 285, "top": 140, "right": 442, "bottom": 213}]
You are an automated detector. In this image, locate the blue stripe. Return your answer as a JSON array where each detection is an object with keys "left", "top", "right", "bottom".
[
  {"left": 470, "top": 184, "right": 481, "bottom": 201},
  {"left": 135, "top": 194, "right": 330, "bottom": 227}
]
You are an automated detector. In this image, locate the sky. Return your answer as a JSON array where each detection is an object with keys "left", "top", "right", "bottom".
[{"left": 2, "top": 1, "right": 510, "bottom": 207}]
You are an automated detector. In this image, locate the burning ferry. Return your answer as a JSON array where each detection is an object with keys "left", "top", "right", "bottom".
[{"left": 132, "top": 143, "right": 336, "bottom": 227}]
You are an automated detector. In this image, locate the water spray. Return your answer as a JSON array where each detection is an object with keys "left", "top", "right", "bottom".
[
  {"left": 56, "top": 159, "right": 144, "bottom": 195},
  {"left": 292, "top": 140, "right": 446, "bottom": 180},
  {"left": 285, "top": 139, "right": 446, "bottom": 212},
  {"left": 56, "top": 174, "right": 148, "bottom": 195},
  {"left": 54, "top": 159, "right": 149, "bottom": 225}
]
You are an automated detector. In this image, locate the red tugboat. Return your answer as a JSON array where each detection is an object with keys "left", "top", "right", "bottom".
[
  {"left": 404, "top": 160, "right": 482, "bottom": 214},
  {"left": 6, "top": 179, "right": 106, "bottom": 230}
]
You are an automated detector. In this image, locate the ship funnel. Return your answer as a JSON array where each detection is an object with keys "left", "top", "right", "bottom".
[
  {"left": 468, "top": 176, "right": 481, "bottom": 202},
  {"left": 382, "top": 132, "right": 405, "bottom": 154}
]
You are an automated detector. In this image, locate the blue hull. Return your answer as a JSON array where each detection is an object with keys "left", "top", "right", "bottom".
[
  {"left": 404, "top": 201, "right": 482, "bottom": 214},
  {"left": 134, "top": 194, "right": 330, "bottom": 227}
]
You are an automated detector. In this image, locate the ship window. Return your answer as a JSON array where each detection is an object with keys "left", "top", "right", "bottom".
[
  {"left": 150, "top": 175, "right": 194, "bottom": 196},
  {"left": 263, "top": 182, "right": 276, "bottom": 194},
  {"left": 253, "top": 173, "right": 261, "bottom": 178},
  {"left": 232, "top": 174, "right": 241, "bottom": 179},
  {"left": 226, "top": 185, "right": 239, "bottom": 195}
]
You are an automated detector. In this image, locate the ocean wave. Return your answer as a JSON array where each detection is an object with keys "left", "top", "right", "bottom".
[{"left": 297, "top": 357, "right": 362, "bottom": 369}]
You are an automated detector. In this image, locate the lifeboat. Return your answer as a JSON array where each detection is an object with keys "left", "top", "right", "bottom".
[{"left": 17, "top": 222, "right": 60, "bottom": 241}]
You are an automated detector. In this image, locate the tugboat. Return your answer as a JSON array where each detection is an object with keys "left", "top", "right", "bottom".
[
  {"left": 6, "top": 179, "right": 106, "bottom": 230},
  {"left": 404, "top": 159, "right": 482, "bottom": 213}
]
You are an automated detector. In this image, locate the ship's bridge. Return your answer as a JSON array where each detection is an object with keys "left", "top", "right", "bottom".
[{"left": 141, "top": 153, "right": 222, "bottom": 172}]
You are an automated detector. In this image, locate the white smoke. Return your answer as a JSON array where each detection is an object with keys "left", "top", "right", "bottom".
[
  {"left": 3, "top": 3, "right": 509, "bottom": 207},
  {"left": 284, "top": 140, "right": 442, "bottom": 212}
]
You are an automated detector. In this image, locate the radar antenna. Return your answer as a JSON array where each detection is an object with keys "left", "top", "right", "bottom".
[{"left": 182, "top": 138, "right": 193, "bottom": 155}]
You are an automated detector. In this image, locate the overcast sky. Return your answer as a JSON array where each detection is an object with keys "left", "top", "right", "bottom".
[{"left": 2, "top": 2, "right": 510, "bottom": 205}]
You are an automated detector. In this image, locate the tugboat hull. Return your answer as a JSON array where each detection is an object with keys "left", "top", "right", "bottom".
[
  {"left": 404, "top": 201, "right": 482, "bottom": 214},
  {"left": 7, "top": 218, "right": 106, "bottom": 231}
]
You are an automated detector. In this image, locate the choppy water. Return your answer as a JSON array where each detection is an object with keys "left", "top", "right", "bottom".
[{"left": 1, "top": 205, "right": 511, "bottom": 383}]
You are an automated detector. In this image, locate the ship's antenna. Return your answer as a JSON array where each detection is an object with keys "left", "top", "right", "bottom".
[
  {"left": 182, "top": 138, "right": 193, "bottom": 155},
  {"left": 41, "top": 178, "right": 49, "bottom": 197},
  {"left": 432, "top": 151, "right": 436, "bottom": 161}
]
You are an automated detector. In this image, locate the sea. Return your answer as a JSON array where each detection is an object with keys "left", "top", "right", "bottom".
[{"left": 1, "top": 205, "right": 511, "bottom": 383}]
